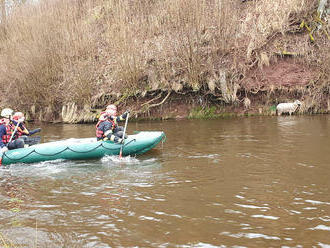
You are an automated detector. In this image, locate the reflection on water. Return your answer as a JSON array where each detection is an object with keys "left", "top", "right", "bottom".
[{"left": 0, "top": 116, "right": 330, "bottom": 247}]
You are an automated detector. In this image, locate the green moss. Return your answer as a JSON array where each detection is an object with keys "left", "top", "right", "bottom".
[
  {"left": 269, "top": 105, "right": 277, "bottom": 112},
  {"left": 11, "top": 218, "right": 22, "bottom": 227},
  {"left": 10, "top": 208, "right": 21, "bottom": 213},
  {"left": 189, "top": 106, "right": 214, "bottom": 119},
  {"left": 9, "top": 198, "right": 24, "bottom": 204},
  {"left": 217, "top": 112, "right": 236, "bottom": 118},
  {"left": 188, "top": 106, "right": 236, "bottom": 119}
]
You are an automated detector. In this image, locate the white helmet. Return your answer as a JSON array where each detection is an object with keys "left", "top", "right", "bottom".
[
  {"left": 106, "top": 104, "right": 117, "bottom": 111},
  {"left": 105, "top": 104, "right": 117, "bottom": 116},
  {"left": 13, "top": 112, "right": 25, "bottom": 122},
  {"left": 1, "top": 108, "right": 14, "bottom": 119}
]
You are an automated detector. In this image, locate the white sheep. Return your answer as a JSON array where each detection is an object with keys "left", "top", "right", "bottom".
[{"left": 276, "top": 100, "right": 302, "bottom": 116}]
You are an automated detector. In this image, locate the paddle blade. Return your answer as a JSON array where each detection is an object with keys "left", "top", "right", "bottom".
[{"left": 119, "top": 147, "right": 123, "bottom": 158}]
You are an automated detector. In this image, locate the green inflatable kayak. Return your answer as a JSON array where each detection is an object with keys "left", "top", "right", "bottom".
[{"left": 0, "top": 131, "right": 165, "bottom": 166}]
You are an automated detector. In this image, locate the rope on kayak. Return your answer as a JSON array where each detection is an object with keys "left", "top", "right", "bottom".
[
  {"left": 123, "top": 139, "right": 136, "bottom": 147},
  {"left": 2, "top": 139, "right": 136, "bottom": 162}
]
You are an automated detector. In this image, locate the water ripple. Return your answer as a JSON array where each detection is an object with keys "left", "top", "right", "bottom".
[
  {"left": 154, "top": 211, "right": 183, "bottom": 219},
  {"left": 251, "top": 215, "right": 279, "bottom": 220},
  {"left": 305, "top": 200, "right": 330, "bottom": 205},
  {"left": 309, "top": 225, "right": 330, "bottom": 231},
  {"left": 220, "top": 231, "right": 281, "bottom": 240},
  {"left": 235, "top": 204, "right": 270, "bottom": 210}
]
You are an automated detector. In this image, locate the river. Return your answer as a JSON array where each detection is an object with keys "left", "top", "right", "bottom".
[{"left": 0, "top": 115, "right": 329, "bottom": 247}]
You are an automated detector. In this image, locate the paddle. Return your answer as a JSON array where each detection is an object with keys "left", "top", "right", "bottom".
[
  {"left": 119, "top": 112, "right": 129, "bottom": 158},
  {"left": 8, "top": 119, "right": 23, "bottom": 144}
]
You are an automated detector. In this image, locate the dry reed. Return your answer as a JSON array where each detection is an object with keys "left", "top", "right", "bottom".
[{"left": 0, "top": 0, "right": 326, "bottom": 120}]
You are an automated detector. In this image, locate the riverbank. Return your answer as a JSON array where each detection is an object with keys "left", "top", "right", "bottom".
[
  {"left": 59, "top": 89, "right": 329, "bottom": 124},
  {"left": 0, "top": 0, "right": 329, "bottom": 123}
]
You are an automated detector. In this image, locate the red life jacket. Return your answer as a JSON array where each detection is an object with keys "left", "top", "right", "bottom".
[
  {"left": 2, "top": 123, "right": 17, "bottom": 144},
  {"left": 96, "top": 126, "right": 104, "bottom": 139},
  {"left": 95, "top": 119, "right": 117, "bottom": 140},
  {"left": 96, "top": 112, "right": 107, "bottom": 139},
  {"left": 95, "top": 120, "right": 102, "bottom": 129},
  {"left": 95, "top": 112, "right": 107, "bottom": 128},
  {"left": 95, "top": 112, "right": 118, "bottom": 129}
]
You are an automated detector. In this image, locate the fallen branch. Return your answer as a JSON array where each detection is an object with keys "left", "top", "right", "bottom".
[
  {"left": 149, "top": 91, "right": 172, "bottom": 108},
  {"left": 141, "top": 92, "right": 162, "bottom": 106}
]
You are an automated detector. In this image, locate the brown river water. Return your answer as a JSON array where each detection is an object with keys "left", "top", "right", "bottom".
[{"left": 0, "top": 115, "right": 329, "bottom": 247}]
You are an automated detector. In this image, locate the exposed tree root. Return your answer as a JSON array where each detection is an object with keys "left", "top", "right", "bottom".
[
  {"left": 141, "top": 92, "right": 162, "bottom": 107},
  {"left": 148, "top": 91, "right": 172, "bottom": 108}
]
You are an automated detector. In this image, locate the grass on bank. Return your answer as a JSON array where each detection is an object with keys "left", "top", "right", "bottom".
[{"left": 0, "top": 0, "right": 327, "bottom": 121}]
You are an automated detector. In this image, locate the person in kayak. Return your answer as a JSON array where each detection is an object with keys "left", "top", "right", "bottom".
[
  {"left": 12, "top": 112, "right": 42, "bottom": 146},
  {"left": 0, "top": 108, "right": 25, "bottom": 153},
  {"left": 96, "top": 105, "right": 129, "bottom": 143},
  {"left": 12, "top": 112, "right": 41, "bottom": 136}
]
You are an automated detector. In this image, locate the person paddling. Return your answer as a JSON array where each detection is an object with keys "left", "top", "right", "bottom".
[
  {"left": 12, "top": 112, "right": 42, "bottom": 146},
  {"left": 0, "top": 108, "right": 25, "bottom": 153},
  {"left": 96, "top": 105, "right": 130, "bottom": 143}
]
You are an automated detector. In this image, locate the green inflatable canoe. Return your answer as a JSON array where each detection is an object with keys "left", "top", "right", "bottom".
[{"left": 0, "top": 131, "right": 165, "bottom": 166}]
